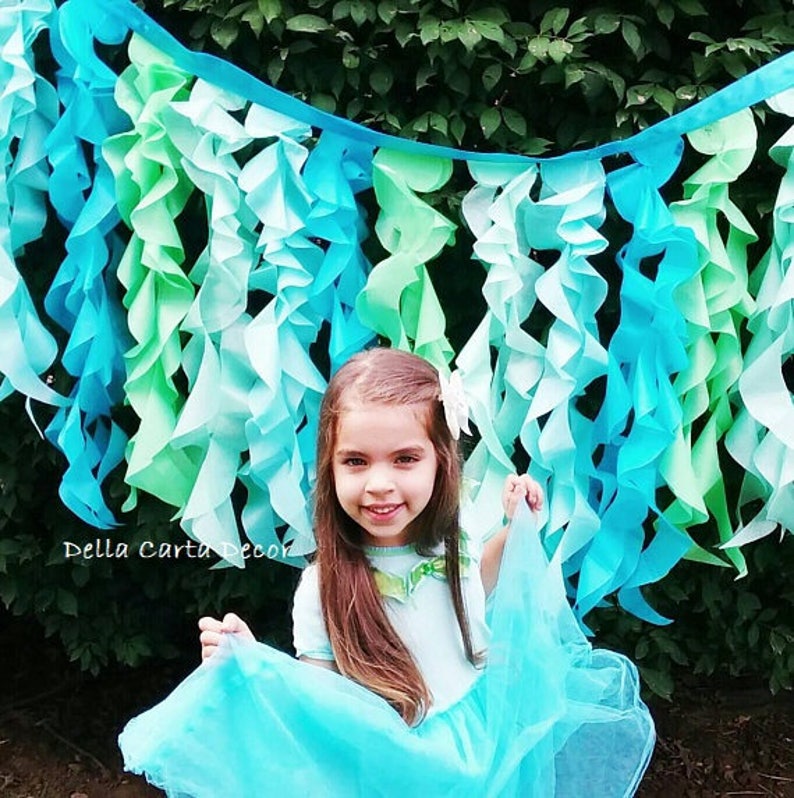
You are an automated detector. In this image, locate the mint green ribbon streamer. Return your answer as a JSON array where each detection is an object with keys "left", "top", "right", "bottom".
[
  {"left": 724, "top": 89, "right": 794, "bottom": 546},
  {"left": 663, "top": 109, "right": 758, "bottom": 573},
  {"left": 103, "top": 35, "right": 199, "bottom": 510},
  {"left": 0, "top": 0, "right": 67, "bottom": 409},
  {"left": 356, "top": 149, "right": 455, "bottom": 368},
  {"left": 165, "top": 80, "right": 260, "bottom": 565}
]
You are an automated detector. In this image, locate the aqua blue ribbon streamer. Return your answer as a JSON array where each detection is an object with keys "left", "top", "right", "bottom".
[
  {"left": 303, "top": 132, "right": 376, "bottom": 373},
  {"left": 43, "top": 0, "right": 132, "bottom": 528},
  {"left": 585, "top": 138, "right": 696, "bottom": 623}
]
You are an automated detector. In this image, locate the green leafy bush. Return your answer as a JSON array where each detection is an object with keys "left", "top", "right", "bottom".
[
  {"left": 0, "top": 397, "right": 297, "bottom": 673},
  {"left": 148, "top": 0, "right": 794, "bottom": 154},
  {"left": 589, "top": 536, "right": 794, "bottom": 699}
]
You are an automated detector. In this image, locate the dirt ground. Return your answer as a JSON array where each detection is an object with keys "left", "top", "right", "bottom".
[{"left": 1, "top": 623, "right": 792, "bottom": 797}]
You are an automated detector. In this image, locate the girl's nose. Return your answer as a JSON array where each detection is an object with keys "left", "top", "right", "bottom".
[{"left": 364, "top": 467, "right": 395, "bottom": 494}]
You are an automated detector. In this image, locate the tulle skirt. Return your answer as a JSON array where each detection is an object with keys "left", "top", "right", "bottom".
[{"left": 119, "top": 507, "right": 655, "bottom": 797}]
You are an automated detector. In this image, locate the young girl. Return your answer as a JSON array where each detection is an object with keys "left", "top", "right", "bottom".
[{"left": 120, "top": 348, "right": 654, "bottom": 797}]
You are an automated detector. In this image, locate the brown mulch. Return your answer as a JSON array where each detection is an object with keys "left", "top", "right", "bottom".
[{"left": 1, "top": 624, "right": 792, "bottom": 797}]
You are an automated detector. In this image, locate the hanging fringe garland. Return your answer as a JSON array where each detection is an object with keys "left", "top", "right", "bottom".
[{"left": 2, "top": 0, "right": 793, "bottom": 622}]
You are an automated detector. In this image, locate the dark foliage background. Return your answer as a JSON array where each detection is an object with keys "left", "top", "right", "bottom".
[{"left": 1, "top": 0, "right": 793, "bottom": 699}]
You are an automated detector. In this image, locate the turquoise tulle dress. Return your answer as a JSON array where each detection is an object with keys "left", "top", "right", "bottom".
[{"left": 119, "top": 506, "right": 655, "bottom": 797}]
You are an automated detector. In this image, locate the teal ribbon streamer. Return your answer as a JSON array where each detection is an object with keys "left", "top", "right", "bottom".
[{"left": 43, "top": 0, "right": 132, "bottom": 528}]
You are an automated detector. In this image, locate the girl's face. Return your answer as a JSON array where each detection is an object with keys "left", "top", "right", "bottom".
[{"left": 332, "top": 402, "right": 439, "bottom": 547}]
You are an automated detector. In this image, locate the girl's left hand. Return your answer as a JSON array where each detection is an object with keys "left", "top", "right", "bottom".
[{"left": 502, "top": 474, "right": 544, "bottom": 521}]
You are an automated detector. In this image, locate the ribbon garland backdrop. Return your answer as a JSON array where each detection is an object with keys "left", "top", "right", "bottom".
[{"left": 2, "top": 0, "right": 793, "bottom": 622}]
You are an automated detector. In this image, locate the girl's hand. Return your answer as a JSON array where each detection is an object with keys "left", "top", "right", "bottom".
[
  {"left": 502, "top": 473, "right": 544, "bottom": 521},
  {"left": 198, "top": 613, "right": 255, "bottom": 661}
]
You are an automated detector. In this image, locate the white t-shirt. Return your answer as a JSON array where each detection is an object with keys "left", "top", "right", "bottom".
[{"left": 292, "top": 539, "right": 489, "bottom": 715}]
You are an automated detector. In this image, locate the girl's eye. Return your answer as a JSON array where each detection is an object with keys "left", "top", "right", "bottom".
[
  {"left": 343, "top": 457, "right": 366, "bottom": 467},
  {"left": 396, "top": 455, "right": 418, "bottom": 464}
]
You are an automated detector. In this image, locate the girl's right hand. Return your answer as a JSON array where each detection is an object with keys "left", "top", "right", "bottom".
[{"left": 198, "top": 613, "right": 255, "bottom": 661}]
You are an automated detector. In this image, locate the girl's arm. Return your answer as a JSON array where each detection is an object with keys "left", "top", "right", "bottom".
[
  {"left": 480, "top": 474, "right": 543, "bottom": 596},
  {"left": 299, "top": 656, "right": 340, "bottom": 672}
]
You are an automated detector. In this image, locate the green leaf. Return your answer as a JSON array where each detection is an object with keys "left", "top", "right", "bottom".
[
  {"left": 540, "top": 7, "right": 569, "bottom": 35},
  {"left": 458, "top": 22, "right": 482, "bottom": 50},
  {"left": 652, "top": 85, "right": 677, "bottom": 115},
  {"left": 479, "top": 106, "right": 501, "bottom": 138},
  {"left": 470, "top": 7, "right": 508, "bottom": 25},
  {"left": 770, "top": 630, "right": 788, "bottom": 656},
  {"left": 350, "top": 1, "right": 372, "bottom": 26},
  {"left": 394, "top": 19, "right": 414, "bottom": 47},
  {"left": 0, "top": 573, "right": 17, "bottom": 607},
  {"left": 267, "top": 55, "right": 286, "bottom": 84},
  {"left": 527, "top": 36, "right": 549, "bottom": 58},
  {"left": 448, "top": 68, "right": 470, "bottom": 95},
  {"left": 286, "top": 13, "right": 332, "bottom": 33},
  {"left": 594, "top": 13, "right": 621, "bottom": 35},
  {"left": 258, "top": 0, "right": 281, "bottom": 23},
  {"left": 675, "top": 84, "right": 698, "bottom": 101},
  {"left": 377, "top": 0, "right": 397, "bottom": 24},
  {"left": 626, "top": 83, "right": 653, "bottom": 107},
  {"left": 242, "top": 8, "right": 265, "bottom": 36},
  {"left": 369, "top": 64, "right": 394, "bottom": 95},
  {"left": 567, "top": 16, "right": 590, "bottom": 42},
  {"left": 342, "top": 45, "right": 360, "bottom": 69},
  {"left": 502, "top": 107, "right": 526, "bottom": 136},
  {"left": 622, "top": 19, "right": 642, "bottom": 56},
  {"left": 332, "top": 1, "right": 351, "bottom": 21},
  {"left": 517, "top": 52, "right": 538, "bottom": 73},
  {"left": 416, "top": 64, "right": 436, "bottom": 90},
  {"left": 450, "top": 114, "right": 465, "bottom": 143},
  {"left": 429, "top": 112, "right": 448, "bottom": 136},
  {"left": 564, "top": 66, "right": 585, "bottom": 88},
  {"left": 440, "top": 20, "right": 463, "bottom": 44},
  {"left": 420, "top": 16, "right": 441, "bottom": 45},
  {"left": 311, "top": 92, "right": 336, "bottom": 113},
  {"left": 657, "top": 2, "right": 674, "bottom": 28},
  {"left": 689, "top": 31, "right": 715, "bottom": 45},
  {"left": 639, "top": 666, "right": 674, "bottom": 700},
  {"left": 409, "top": 112, "right": 429, "bottom": 133},
  {"left": 473, "top": 20, "right": 505, "bottom": 44},
  {"left": 547, "top": 39, "right": 573, "bottom": 63},
  {"left": 210, "top": 19, "right": 239, "bottom": 49},
  {"left": 676, "top": 0, "right": 707, "bottom": 15},
  {"left": 482, "top": 63, "right": 503, "bottom": 91},
  {"left": 57, "top": 588, "right": 78, "bottom": 617}
]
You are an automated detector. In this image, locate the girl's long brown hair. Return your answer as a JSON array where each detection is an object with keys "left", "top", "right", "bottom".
[{"left": 313, "top": 348, "right": 479, "bottom": 725}]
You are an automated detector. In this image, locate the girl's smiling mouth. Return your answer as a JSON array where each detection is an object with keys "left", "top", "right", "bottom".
[{"left": 363, "top": 503, "right": 404, "bottom": 520}]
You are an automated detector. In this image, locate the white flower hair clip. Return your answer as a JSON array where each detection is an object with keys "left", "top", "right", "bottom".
[{"left": 438, "top": 369, "right": 471, "bottom": 441}]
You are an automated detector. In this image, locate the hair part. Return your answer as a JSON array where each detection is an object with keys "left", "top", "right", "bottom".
[{"left": 312, "top": 348, "right": 479, "bottom": 724}]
